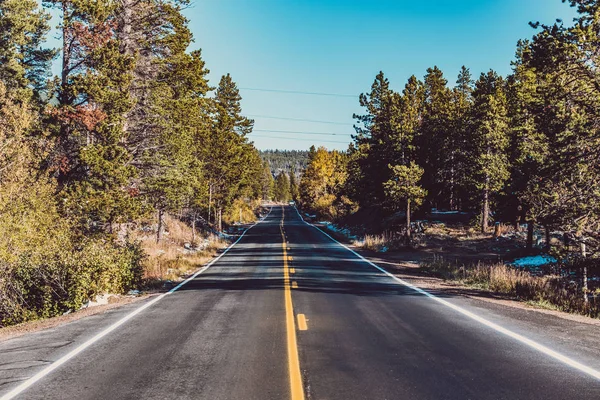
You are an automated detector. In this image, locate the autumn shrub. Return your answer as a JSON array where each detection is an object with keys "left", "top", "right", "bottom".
[{"left": 223, "top": 198, "right": 260, "bottom": 225}]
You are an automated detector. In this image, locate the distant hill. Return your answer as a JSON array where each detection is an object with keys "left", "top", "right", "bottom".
[{"left": 260, "top": 150, "right": 309, "bottom": 176}]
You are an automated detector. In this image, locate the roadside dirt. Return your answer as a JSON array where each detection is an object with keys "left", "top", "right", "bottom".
[{"left": 0, "top": 294, "right": 154, "bottom": 342}]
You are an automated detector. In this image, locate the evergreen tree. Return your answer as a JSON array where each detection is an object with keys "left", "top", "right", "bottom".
[
  {"left": 0, "top": 0, "right": 55, "bottom": 102},
  {"left": 203, "top": 73, "right": 255, "bottom": 229},
  {"left": 289, "top": 167, "right": 299, "bottom": 201},
  {"left": 449, "top": 66, "right": 474, "bottom": 211},
  {"left": 417, "top": 66, "right": 453, "bottom": 210},
  {"left": 260, "top": 160, "right": 274, "bottom": 200},
  {"left": 45, "top": 0, "right": 139, "bottom": 232},
  {"left": 273, "top": 172, "right": 290, "bottom": 203},
  {"left": 469, "top": 70, "right": 510, "bottom": 232},
  {"left": 384, "top": 162, "right": 427, "bottom": 242},
  {"left": 351, "top": 71, "right": 396, "bottom": 207}
]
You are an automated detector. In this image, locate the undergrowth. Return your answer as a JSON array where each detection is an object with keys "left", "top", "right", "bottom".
[{"left": 421, "top": 256, "right": 599, "bottom": 318}]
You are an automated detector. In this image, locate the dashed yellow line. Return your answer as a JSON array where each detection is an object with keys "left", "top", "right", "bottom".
[
  {"left": 290, "top": 268, "right": 296, "bottom": 274},
  {"left": 292, "top": 281, "right": 298, "bottom": 289},
  {"left": 297, "top": 314, "right": 308, "bottom": 331},
  {"left": 280, "top": 207, "right": 305, "bottom": 400}
]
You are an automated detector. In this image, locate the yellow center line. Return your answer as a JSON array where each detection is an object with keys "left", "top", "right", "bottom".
[
  {"left": 292, "top": 281, "right": 298, "bottom": 289},
  {"left": 290, "top": 268, "right": 296, "bottom": 274},
  {"left": 281, "top": 206, "right": 305, "bottom": 400}
]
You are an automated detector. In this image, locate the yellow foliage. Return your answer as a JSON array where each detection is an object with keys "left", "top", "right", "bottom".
[{"left": 299, "top": 146, "right": 350, "bottom": 219}]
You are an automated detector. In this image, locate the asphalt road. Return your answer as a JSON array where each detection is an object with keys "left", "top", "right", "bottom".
[{"left": 1, "top": 205, "right": 599, "bottom": 399}]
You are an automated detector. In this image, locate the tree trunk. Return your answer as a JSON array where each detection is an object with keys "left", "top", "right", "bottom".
[
  {"left": 191, "top": 211, "right": 196, "bottom": 245},
  {"left": 449, "top": 153, "right": 455, "bottom": 210},
  {"left": 61, "top": 3, "right": 69, "bottom": 93},
  {"left": 481, "top": 179, "right": 489, "bottom": 233},
  {"left": 493, "top": 222, "right": 501, "bottom": 238},
  {"left": 208, "top": 184, "right": 212, "bottom": 225},
  {"left": 581, "top": 241, "right": 588, "bottom": 304},
  {"left": 406, "top": 198, "right": 411, "bottom": 245},
  {"left": 156, "top": 208, "right": 164, "bottom": 243},
  {"left": 526, "top": 221, "right": 534, "bottom": 250},
  {"left": 218, "top": 208, "right": 222, "bottom": 232}
]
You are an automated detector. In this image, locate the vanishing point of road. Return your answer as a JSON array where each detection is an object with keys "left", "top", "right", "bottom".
[{"left": 1, "top": 206, "right": 599, "bottom": 399}]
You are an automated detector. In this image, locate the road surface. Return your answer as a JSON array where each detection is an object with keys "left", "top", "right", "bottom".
[{"left": 1, "top": 206, "right": 599, "bottom": 399}]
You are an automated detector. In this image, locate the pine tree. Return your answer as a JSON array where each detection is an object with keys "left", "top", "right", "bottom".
[
  {"left": 0, "top": 0, "right": 55, "bottom": 102},
  {"left": 522, "top": 4, "right": 600, "bottom": 257},
  {"left": 417, "top": 66, "right": 453, "bottom": 210},
  {"left": 504, "top": 40, "right": 548, "bottom": 245},
  {"left": 260, "top": 160, "right": 274, "bottom": 200},
  {"left": 289, "top": 167, "right": 299, "bottom": 201},
  {"left": 449, "top": 66, "right": 474, "bottom": 211},
  {"left": 470, "top": 70, "right": 510, "bottom": 233},
  {"left": 384, "top": 162, "right": 427, "bottom": 242},
  {"left": 203, "top": 73, "right": 255, "bottom": 228},
  {"left": 274, "top": 172, "right": 290, "bottom": 203},
  {"left": 45, "top": 0, "right": 139, "bottom": 232},
  {"left": 351, "top": 71, "right": 396, "bottom": 207}
]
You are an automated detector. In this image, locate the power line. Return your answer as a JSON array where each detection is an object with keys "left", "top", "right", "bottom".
[
  {"left": 250, "top": 134, "right": 350, "bottom": 144},
  {"left": 239, "top": 87, "right": 357, "bottom": 98},
  {"left": 253, "top": 129, "right": 353, "bottom": 137},
  {"left": 246, "top": 114, "right": 353, "bottom": 126}
]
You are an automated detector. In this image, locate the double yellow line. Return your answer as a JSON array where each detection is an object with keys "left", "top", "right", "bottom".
[{"left": 280, "top": 206, "right": 305, "bottom": 400}]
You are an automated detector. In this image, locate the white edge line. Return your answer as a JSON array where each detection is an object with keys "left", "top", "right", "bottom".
[
  {"left": 292, "top": 206, "right": 600, "bottom": 381},
  {"left": 0, "top": 207, "right": 274, "bottom": 400}
]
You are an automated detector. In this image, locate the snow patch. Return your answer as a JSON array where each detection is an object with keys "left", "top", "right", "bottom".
[
  {"left": 320, "top": 221, "right": 358, "bottom": 241},
  {"left": 511, "top": 255, "right": 557, "bottom": 267}
]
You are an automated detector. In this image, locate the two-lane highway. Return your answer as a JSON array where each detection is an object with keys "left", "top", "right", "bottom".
[{"left": 1, "top": 206, "right": 599, "bottom": 399}]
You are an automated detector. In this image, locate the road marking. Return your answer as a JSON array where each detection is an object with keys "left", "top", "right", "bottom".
[
  {"left": 290, "top": 268, "right": 296, "bottom": 274},
  {"left": 0, "top": 209, "right": 274, "bottom": 400},
  {"left": 293, "top": 206, "right": 600, "bottom": 382},
  {"left": 297, "top": 314, "right": 308, "bottom": 331},
  {"left": 281, "top": 207, "right": 305, "bottom": 400},
  {"left": 292, "top": 281, "right": 298, "bottom": 289}
]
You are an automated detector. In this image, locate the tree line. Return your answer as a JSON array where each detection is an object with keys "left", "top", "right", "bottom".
[
  {"left": 300, "top": 0, "right": 600, "bottom": 254},
  {"left": 0, "top": 0, "right": 270, "bottom": 325},
  {"left": 260, "top": 149, "right": 309, "bottom": 177}
]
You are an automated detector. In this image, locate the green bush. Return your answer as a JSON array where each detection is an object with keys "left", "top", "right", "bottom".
[{"left": 0, "top": 240, "right": 145, "bottom": 327}]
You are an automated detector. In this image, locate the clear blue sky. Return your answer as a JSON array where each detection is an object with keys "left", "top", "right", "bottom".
[{"left": 183, "top": 0, "right": 577, "bottom": 151}]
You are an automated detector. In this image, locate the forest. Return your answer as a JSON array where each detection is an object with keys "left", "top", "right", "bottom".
[
  {"left": 0, "top": 0, "right": 274, "bottom": 326},
  {"left": 260, "top": 149, "right": 309, "bottom": 177},
  {"left": 299, "top": 1, "right": 599, "bottom": 263}
]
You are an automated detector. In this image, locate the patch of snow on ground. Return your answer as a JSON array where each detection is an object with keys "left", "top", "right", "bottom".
[
  {"left": 512, "top": 255, "right": 557, "bottom": 267},
  {"left": 320, "top": 221, "right": 358, "bottom": 241}
]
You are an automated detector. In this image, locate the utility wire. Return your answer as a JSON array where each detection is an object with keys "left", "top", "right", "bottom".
[
  {"left": 246, "top": 114, "right": 353, "bottom": 126},
  {"left": 253, "top": 129, "right": 353, "bottom": 136},
  {"left": 250, "top": 134, "right": 350, "bottom": 144},
  {"left": 239, "top": 87, "right": 357, "bottom": 98}
]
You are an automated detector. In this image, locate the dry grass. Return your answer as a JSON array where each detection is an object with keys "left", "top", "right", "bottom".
[
  {"left": 354, "top": 233, "right": 391, "bottom": 252},
  {"left": 421, "top": 256, "right": 600, "bottom": 318},
  {"left": 134, "top": 215, "right": 228, "bottom": 283}
]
